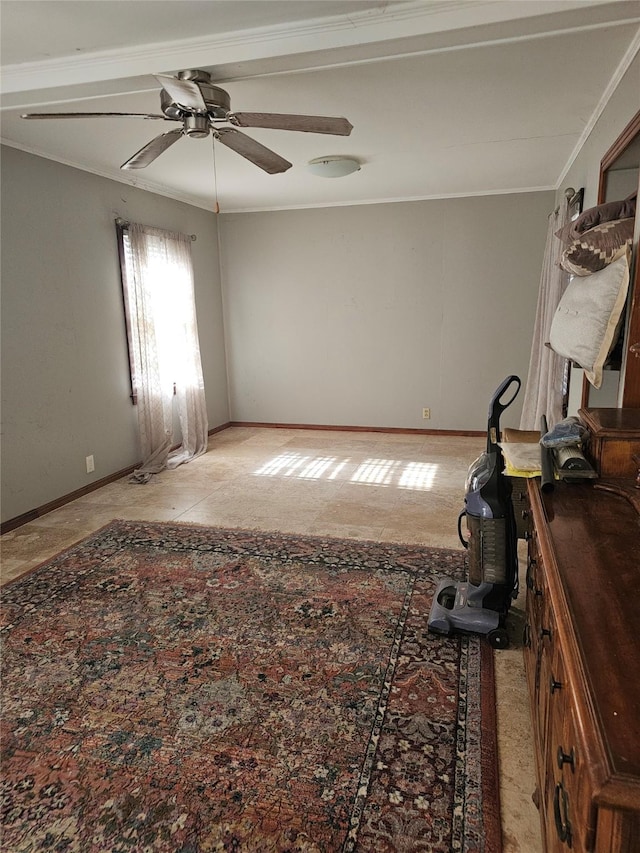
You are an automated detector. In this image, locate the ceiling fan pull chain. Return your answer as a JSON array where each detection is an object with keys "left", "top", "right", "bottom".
[{"left": 212, "top": 136, "right": 220, "bottom": 215}]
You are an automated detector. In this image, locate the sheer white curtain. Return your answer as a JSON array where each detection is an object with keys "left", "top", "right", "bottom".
[
  {"left": 519, "top": 201, "right": 570, "bottom": 430},
  {"left": 125, "top": 223, "right": 208, "bottom": 481}
]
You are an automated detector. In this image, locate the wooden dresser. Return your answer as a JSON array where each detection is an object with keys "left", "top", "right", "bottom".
[
  {"left": 578, "top": 408, "right": 640, "bottom": 480},
  {"left": 525, "top": 469, "right": 640, "bottom": 851}
]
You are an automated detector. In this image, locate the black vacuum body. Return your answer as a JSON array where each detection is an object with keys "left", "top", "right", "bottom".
[{"left": 427, "top": 375, "right": 521, "bottom": 648}]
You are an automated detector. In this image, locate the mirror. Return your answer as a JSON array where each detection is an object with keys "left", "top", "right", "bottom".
[{"left": 581, "top": 111, "right": 640, "bottom": 410}]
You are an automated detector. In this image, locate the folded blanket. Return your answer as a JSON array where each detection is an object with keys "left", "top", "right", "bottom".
[{"left": 499, "top": 442, "right": 542, "bottom": 477}]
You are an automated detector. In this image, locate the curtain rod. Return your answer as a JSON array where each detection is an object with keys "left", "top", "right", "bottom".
[
  {"left": 554, "top": 186, "right": 584, "bottom": 215},
  {"left": 115, "top": 218, "right": 196, "bottom": 241},
  {"left": 565, "top": 187, "right": 583, "bottom": 208}
]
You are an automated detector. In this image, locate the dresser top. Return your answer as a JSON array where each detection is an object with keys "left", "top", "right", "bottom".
[{"left": 579, "top": 407, "right": 640, "bottom": 437}]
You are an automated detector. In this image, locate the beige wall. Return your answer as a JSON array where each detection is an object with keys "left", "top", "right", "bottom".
[
  {"left": 0, "top": 146, "right": 229, "bottom": 522},
  {"left": 560, "top": 54, "right": 639, "bottom": 213},
  {"left": 219, "top": 192, "right": 553, "bottom": 432},
  {"left": 6, "top": 45, "right": 636, "bottom": 524}
]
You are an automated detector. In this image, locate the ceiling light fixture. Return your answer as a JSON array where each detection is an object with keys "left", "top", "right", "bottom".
[{"left": 307, "top": 156, "right": 361, "bottom": 178}]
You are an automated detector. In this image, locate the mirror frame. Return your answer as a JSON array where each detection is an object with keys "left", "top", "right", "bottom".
[{"left": 581, "top": 109, "right": 640, "bottom": 409}]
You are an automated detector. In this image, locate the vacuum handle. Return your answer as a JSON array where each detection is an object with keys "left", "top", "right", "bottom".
[
  {"left": 487, "top": 375, "right": 521, "bottom": 450},
  {"left": 458, "top": 510, "right": 468, "bottom": 549}
]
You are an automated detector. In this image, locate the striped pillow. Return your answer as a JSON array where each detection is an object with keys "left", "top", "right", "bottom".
[{"left": 560, "top": 217, "right": 634, "bottom": 276}]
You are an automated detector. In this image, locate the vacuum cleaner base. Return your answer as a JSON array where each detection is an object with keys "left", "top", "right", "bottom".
[{"left": 427, "top": 578, "right": 510, "bottom": 648}]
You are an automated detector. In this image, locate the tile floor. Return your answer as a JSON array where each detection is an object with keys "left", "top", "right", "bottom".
[{"left": 1, "top": 426, "right": 542, "bottom": 852}]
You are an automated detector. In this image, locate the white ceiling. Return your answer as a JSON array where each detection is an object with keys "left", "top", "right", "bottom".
[{"left": 1, "top": 1, "right": 639, "bottom": 212}]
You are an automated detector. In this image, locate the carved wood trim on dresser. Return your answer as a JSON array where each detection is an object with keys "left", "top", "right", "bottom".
[{"left": 524, "top": 473, "right": 640, "bottom": 852}]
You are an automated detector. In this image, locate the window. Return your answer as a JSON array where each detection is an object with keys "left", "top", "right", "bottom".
[
  {"left": 117, "top": 221, "right": 199, "bottom": 403},
  {"left": 116, "top": 220, "right": 208, "bottom": 477}
]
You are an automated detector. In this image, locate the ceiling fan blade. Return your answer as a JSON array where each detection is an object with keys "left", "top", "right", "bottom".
[
  {"left": 216, "top": 128, "right": 292, "bottom": 174},
  {"left": 154, "top": 74, "right": 207, "bottom": 112},
  {"left": 22, "top": 112, "right": 169, "bottom": 120},
  {"left": 229, "top": 112, "right": 353, "bottom": 136},
  {"left": 121, "top": 128, "right": 184, "bottom": 170}
]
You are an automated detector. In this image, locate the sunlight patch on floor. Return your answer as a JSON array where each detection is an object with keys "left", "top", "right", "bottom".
[
  {"left": 253, "top": 453, "right": 438, "bottom": 490},
  {"left": 398, "top": 461, "right": 438, "bottom": 490},
  {"left": 253, "top": 452, "right": 338, "bottom": 479}
]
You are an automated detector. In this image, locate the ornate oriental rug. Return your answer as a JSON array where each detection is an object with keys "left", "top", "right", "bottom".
[{"left": 1, "top": 521, "right": 502, "bottom": 852}]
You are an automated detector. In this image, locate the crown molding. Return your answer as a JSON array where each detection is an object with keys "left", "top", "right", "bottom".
[
  {"left": 0, "top": 137, "right": 213, "bottom": 211},
  {"left": 222, "top": 185, "right": 557, "bottom": 214},
  {"left": 0, "top": 1, "right": 475, "bottom": 94},
  {"left": 1, "top": 135, "right": 556, "bottom": 214},
  {"left": 1, "top": 0, "right": 624, "bottom": 99}
]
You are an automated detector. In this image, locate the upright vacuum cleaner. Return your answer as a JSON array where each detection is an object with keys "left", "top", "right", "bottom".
[{"left": 427, "top": 375, "right": 521, "bottom": 649}]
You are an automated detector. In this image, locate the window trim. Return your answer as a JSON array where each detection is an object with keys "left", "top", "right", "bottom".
[{"left": 115, "top": 221, "right": 138, "bottom": 404}]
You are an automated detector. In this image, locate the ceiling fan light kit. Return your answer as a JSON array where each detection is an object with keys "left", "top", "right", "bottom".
[
  {"left": 307, "top": 156, "right": 361, "bottom": 178},
  {"left": 21, "top": 69, "right": 353, "bottom": 177}
]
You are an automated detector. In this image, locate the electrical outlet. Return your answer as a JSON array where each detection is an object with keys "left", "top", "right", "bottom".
[
  {"left": 422, "top": 408, "right": 431, "bottom": 420},
  {"left": 86, "top": 455, "right": 95, "bottom": 474}
]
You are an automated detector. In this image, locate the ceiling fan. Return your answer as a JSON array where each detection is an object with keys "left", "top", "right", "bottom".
[{"left": 21, "top": 69, "right": 353, "bottom": 174}]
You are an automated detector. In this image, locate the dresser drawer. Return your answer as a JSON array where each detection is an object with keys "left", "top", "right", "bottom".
[{"left": 543, "top": 659, "right": 596, "bottom": 852}]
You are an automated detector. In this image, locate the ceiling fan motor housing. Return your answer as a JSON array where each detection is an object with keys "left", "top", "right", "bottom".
[
  {"left": 160, "top": 70, "right": 231, "bottom": 120},
  {"left": 184, "top": 115, "right": 211, "bottom": 138}
]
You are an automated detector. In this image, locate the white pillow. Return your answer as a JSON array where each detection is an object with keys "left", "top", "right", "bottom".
[{"left": 549, "top": 250, "right": 630, "bottom": 389}]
